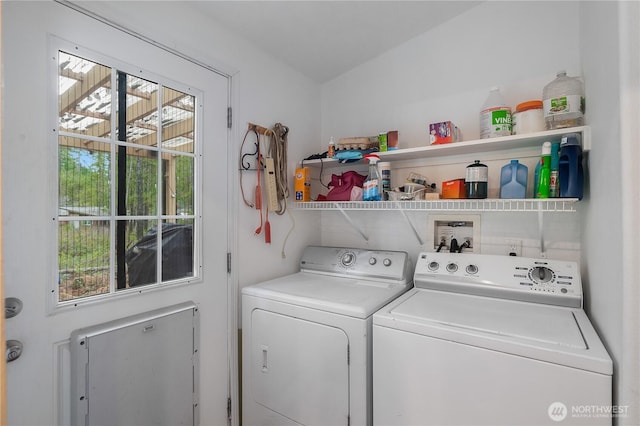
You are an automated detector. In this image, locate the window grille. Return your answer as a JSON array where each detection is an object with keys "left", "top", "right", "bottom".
[{"left": 56, "top": 49, "right": 199, "bottom": 304}]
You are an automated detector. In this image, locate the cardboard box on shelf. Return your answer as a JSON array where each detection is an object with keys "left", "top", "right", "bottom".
[
  {"left": 429, "top": 121, "right": 460, "bottom": 145},
  {"left": 441, "top": 178, "right": 466, "bottom": 199}
]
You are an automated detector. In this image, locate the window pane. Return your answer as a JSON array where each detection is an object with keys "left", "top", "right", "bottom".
[
  {"left": 59, "top": 52, "right": 112, "bottom": 139},
  {"left": 161, "top": 219, "right": 194, "bottom": 282},
  {"left": 122, "top": 220, "right": 194, "bottom": 288},
  {"left": 116, "top": 148, "right": 158, "bottom": 216},
  {"left": 161, "top": 87, "right": 195, "bottom": 154},
  {"left": 58, "top": 142, "right": 111, "bottom": 213},
  {"left": 121, "top": 219, "right": 158, "bottom": 288},
  {"left": 58, "top": 220, "right": 110, "bottom": 302},
  {"left": 163, "top": 154, "right": 194, "bottom": 216},
  {"left": 123, "top": 75, "right": 160, "bottom": 146}
]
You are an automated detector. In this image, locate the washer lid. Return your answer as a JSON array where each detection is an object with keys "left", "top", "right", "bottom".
[
  {"left": 374, "top": 289, "right": 612, "bottom": 374},
  {"left": 242, "top": 272, "right": 412, "bottom": 318}
]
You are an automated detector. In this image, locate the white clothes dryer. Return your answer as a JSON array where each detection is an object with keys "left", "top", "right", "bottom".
[
  {"left": 242, "top": 246, "right": 413, "bottom": 426},
  {"left": 373, "top": 252, "right": 612, "bottom": 426}
]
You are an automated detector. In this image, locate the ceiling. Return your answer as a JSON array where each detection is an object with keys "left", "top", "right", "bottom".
[{"left": 188, "top": 1, "right": 481, "bottom": 83}]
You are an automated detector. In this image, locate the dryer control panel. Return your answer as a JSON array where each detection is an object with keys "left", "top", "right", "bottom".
[
  {"left": 414, "top": 252, "right": 582, "bottom": 308},
  {"left": 300, "top": 246, "right": 412, "bottom": 284}
]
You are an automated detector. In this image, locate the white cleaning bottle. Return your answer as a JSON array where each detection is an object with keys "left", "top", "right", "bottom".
[{"left": 480, "top": 87, "right": 512, "bottom": 139}]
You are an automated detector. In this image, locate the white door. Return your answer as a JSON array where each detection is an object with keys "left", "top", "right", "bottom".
[{"left": 2, "top": 3, "right": 231, "bottom": 425}]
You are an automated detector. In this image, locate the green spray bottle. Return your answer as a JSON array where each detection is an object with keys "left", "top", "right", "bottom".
[{"left": 536, "top": 142, "right": 552, "bottom": 198}]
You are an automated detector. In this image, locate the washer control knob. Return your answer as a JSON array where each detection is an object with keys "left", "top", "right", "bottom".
[
  {"left": 428, "top": 261, "right": 439, "bottom": 271},
  {"left": 531, "top": 266, "right": 554, "bottom": 283},
  {"left": 446, "top": 263, "right": 458, "bottom": 273},
  {"left": 383, "top": 258, "right": 392, "bottom": 267},
  {"left": 341, "top": 252, "right": 356, "bottom": 267},
  {"left": 465, "top": 264, "right": 479, "bottom": 275},
  {"left": 369, "top": 257, "right": 377, "bottom": 265}
]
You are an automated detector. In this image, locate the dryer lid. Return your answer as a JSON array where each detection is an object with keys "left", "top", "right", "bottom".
[{"left": 242, "top": 272, "right": 412, "bottom": 318}]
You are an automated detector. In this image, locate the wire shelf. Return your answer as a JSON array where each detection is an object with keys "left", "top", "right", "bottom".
[{"left": 293, "top": 199, "right": 579, "bottom": 213}]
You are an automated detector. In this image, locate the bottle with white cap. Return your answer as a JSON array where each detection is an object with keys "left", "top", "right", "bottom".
[
  {"left": 536, "top": 142, "right": 552, "bottom": 198},
  {"left": 542, "top": 70, "right": 585, "bottom": 130},
  {"left": 480, "top": 87, "right": 512, "bottom": 139},
  {"left": 327, "top": 136, "right": 336, "bottom": 158}
]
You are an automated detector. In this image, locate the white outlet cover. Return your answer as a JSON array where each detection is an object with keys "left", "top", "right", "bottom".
[{"left": 428, "top": 214, "right": 481, "bottom": 253}]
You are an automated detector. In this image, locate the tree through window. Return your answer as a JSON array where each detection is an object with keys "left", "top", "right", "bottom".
[{"left": 57, "top": 50, "right": 198, "bottom": 303}]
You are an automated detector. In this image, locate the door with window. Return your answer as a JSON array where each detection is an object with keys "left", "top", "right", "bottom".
[{"left": 3, "top": 3, "right": 231, "bottom": 425}]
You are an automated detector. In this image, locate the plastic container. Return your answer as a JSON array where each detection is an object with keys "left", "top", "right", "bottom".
[
  {"left": 363, "top": 154, "right": 382, "bottom": 201},
  {"left": 327, "top": 136, "right": 335, "bottom": 158},
  {"left": 549, "top": 141, "right": 561, "bottom": 197},
  {"left": 387, "top": 183, "right": 425, "bottom": 201},
  {"left": 480, "top": 87, "right": 512, "bottom": 139},
  {"left": 559, "top": 133, "right": 584, "bottom": 199},
  {"left": 499, "top": 160, "right": 528, "bottom": 199},
  {"left": 536, "top": 142, "right": 552, "bottom": 198},
  {"left": 294, "top": 167, "right": 311, "bottom": 201},
  {"left": 512, "top": 100, "right": 545, "bottom": 134},
  {"left": 465, "top": 160, "right": 488, "bottom": 199},
  {"left": 378, "top": 133, "right": 388, "bottom": 152},
  {"left": 543, "top": 71, "right": 585, "bottom": 129},
  {"left": 379, "top": 162, "right": 391, "bottom": 200}
]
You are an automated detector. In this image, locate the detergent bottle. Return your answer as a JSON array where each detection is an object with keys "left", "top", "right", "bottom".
[
  {"left": 559, "top": 133, "right": 584, "bottom": 199},
  {"left": 536, "top": 142, "right": 552, "bottom": 198},
  {"left": 363, "top": 154, "right": 382, "bottom": 201}
]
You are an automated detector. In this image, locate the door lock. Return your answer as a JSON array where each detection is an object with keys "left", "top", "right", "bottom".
[
  {"left": 5, "top": 297, "right": 23, "bottom": 318},
  {"left": 6, "top": 340, "right": 23, "bottom": 362}
]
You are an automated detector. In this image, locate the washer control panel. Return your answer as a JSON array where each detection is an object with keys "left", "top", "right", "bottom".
[
  {"left": 300, "top": 246, "right": 412, "bottom": 284},
  {"left": 415, "top": 252, "right": 582, "bottom": 308}
]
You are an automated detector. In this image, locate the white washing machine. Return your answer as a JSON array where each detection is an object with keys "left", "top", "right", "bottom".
[
  {"left": 373, "top": 252, "right": 612, "bottom": 426},
  {"left": 242, "top": 246, "right": 413, "bottom": 426}
]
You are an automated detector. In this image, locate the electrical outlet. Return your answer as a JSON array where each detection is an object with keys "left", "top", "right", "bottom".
[{"left": 506, "top": 238, "right": 522, "bottom": 256}]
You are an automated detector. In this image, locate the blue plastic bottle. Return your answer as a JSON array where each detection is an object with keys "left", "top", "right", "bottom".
[
  {"left": 500, "top": 160, "right": 528, "bottom": 199},
  {"left": 559, "top": 133, "right": 584, "bottom": 199}
]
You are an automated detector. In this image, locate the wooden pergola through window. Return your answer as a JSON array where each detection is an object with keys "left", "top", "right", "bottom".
[{"left": 58, "top": 51, "right": 196, "bottom": 217}]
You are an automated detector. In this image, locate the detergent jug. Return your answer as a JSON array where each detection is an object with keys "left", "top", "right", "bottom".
[
  {"left": 559, "top": 133, "right": 584, "bottom": 200},
  {"left": 499, "top": 160, "right": 528, "bottom": 199}
]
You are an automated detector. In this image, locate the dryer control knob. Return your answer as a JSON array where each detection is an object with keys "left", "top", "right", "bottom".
[
  {"left": 383, "top": 258, "right": 392, "bottom": 267},
  {"left": 466, "top": 264, "right": 478, "bottom": 275},
  {"left": 428, "top": 261, "right": 439, "bottom": 271},
  {"left": 369, "top": 257, "right": 377, "bottom": 265},
  {"left": 446, "top": 263, "right": 458, "bottom": 273},
  {"left": 341, "top": 252, "right": 356, "bottom": 267}
]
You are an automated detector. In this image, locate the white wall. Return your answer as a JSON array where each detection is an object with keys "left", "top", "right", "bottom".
[
  {"left": 319, "top": 0, "right": 634, "bottom": 420},
  {"left": 579, "top": 0, "right": 625, "bottom": 412},
  {"left": 319, "top": 1, "right": 582, "bottom": 261}
]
